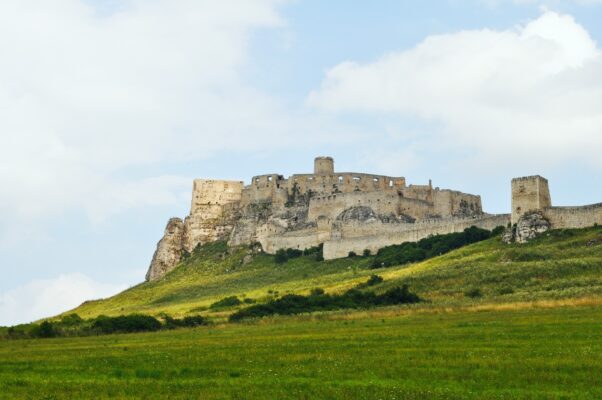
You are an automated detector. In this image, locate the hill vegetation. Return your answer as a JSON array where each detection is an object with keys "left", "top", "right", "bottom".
[{"left": 53, "top": 224, "right": 602, "bottom": 322}]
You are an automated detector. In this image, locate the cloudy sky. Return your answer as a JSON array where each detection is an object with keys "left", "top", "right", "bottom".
[{"left": 2, "top": 0, "right": 602, "bottom": 326}]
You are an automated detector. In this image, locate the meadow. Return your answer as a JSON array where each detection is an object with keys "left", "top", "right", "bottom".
[
  {"left": 2, "top": 226, "right": 602, "bottom": 398},
  {"left": 1, "top": 305, "right": 601, "bottom": 399}
]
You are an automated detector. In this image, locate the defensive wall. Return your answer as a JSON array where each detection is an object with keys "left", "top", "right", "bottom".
[
  {"left": 323, "top": 214, "right": 511, "bottom": 259},
  {"left": 511, "top": 175, "right": 602, "bottom": 230}
]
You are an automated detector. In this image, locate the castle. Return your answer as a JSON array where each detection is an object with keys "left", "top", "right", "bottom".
[{"left": 145, "top": 157, "right": 602, "bottom": 281}]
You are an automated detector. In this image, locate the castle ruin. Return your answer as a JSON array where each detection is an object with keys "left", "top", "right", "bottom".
[{"left": 146, "top": 158, "right": 602, "bottom": 281}]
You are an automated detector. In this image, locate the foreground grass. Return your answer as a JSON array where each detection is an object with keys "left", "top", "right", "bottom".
[{"left": 1, "top": 305, "right": 601, "bottom": 399}]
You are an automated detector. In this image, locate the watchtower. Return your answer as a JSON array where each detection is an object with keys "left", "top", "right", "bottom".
[
  {"left": 511, "top": 176, "right": 551, "bottom": 224},
  {"left": 314, "top": 156, "right": 334, "bottom": 176}
]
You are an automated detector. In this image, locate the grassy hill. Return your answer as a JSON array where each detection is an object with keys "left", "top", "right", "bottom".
[{"left": 70, "top": 225, "right": 602, "bottom": 320}]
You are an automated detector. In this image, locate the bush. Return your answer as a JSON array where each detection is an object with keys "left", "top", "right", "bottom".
[
  {"left": 366, "top": 275, "right": 384, "bottom": 286},
  {"left": 497, "top": 286, "right": 514, "bottom": 295},
  {"left": 286, "top": 248, "right": 303, "bottom": 259},
  {"left": 36, "top": 321, "right": 56, "bottom": 338},
  {"left": 275, "top": 249, "right": 288, "bottom": 264},
  {"left": 371, "top": 226, "right": 496, "bottom": 269},
  {"left": 210, "top": 296, "right": 242, "bottom": 309},
  {"left": 59, "top": 313, "right": 83, "bottom": 326},
  {"left": 164, "top": 315, "right": 207, "bottom": 329},
  {"left": 92, "top": 315, "right": 162, "bottom": 334},
  {"left": 464, "top": 287, "right": 483, "bottom": 299},
  {"left": 229, "top": 284, "right": 421, "bottom": 322},
  {"left": 491, "top": 226, "right": 505, "bottom": 236},
  {"left": 348, "top": 251, "right": 357, "bottom": 258},
  {"left": 363, "top": 249, "right": 372, "bottom": 257},
  {"left": 304, "top": 244, "right": 324, "bottom": 261},
  {"left": 310, "top": 288, "right": 325, "bottom": 296}
]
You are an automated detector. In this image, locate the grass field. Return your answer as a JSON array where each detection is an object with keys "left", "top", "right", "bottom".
[
  {"left": 1, "top": 305, "right": 601, "bottom": 399},
  {"left": 3, "top": 226, "right": 602, "bottom": 398}
]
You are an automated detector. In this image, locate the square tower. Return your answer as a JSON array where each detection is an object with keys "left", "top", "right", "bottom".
[{"left": 511, "top": 176, "right": 551, "bottom": 224}]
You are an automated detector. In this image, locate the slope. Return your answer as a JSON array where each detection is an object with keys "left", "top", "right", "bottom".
[{"left": 70, "top": 226, "right": 602, "bottom": 320}]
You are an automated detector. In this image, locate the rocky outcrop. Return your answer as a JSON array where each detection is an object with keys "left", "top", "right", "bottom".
[
  {"left": 145, "top": 218, "right": 185, "bottom": 282},
  {"left": 515, "top": 212, "right": 551, "bottom": 243},
  {"left": 337, "top": 206, "right": 378, "bottom": 223},
  {"left": 502, "top": 211, "right": 551, "bottom": 244}
]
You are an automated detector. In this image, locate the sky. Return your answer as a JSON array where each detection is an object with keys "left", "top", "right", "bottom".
[{"left": 2, "top": 0, "right": 602, "bottom": 326}]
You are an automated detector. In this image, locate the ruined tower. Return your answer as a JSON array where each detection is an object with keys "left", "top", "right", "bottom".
[
  {"left": 511, "top": 176, "right": 551, "bottom": 225},
  {"left": 314, "top": 156, "right": 334, "bottom": 175}
]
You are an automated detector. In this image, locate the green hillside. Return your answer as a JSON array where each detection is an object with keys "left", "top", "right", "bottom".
[{"left": 70, "top": 225, "right": 602, "bottom": 320}]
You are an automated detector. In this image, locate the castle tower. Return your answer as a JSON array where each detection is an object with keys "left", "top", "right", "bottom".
[
  {"left": 511, "top": 176, "right": 551, "bottom": 224},
  {"left": 314, "top": 156, "right": 334, "bottom": 175}
]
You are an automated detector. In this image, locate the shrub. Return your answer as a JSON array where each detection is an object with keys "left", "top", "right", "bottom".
[
  {"left": 371, "top": 226, "right": 496, "bottom": 269},
  {"left": 491, "top": 226, "right": 505, "bottom": 236},
  {"left": 464, "top": 287, "right": 483, "bottom": 299},
  {"left": 310, "top": 288, "right": 325, "bottom": 296},
  {"left": 164, "top": 315, "right": 207, "bottom": 329},
  {"left": 366, "top": 275, "right": 384, "bottom": 286},
  {"left": 497, "top": 286, "right": 514, "bottom": 295},
  {"left": 92, "top": 315, "right": 162, "bottom": 334},
  {"left": 285, "top": 248, "right": 303, "bottom": 259},
  {"left": 59, "top": 313, "right": 83, "bottom": 327},
  {"left": 274, "top": 249, "right": 288, "bottom": 264},
  {"left": 304, "top": 243, "right": 324, "bottom": 261},
  {"left": 36, "top": 321, "right": 56, "bottom": 338},
  {"left": 243, "top": 298, "right": 256, "bottom": 304},
  {"left": 348, "top": 251, "right": 357, "bottom": 258},
  {"left": 363, "top": 249, "right": 372, "bottom": 257},
  {"left": 210, "top": 296, "right": 242, "bottom": 309},
  {"left": 229, "top": 284, "right": 420, "bottom": 322}
]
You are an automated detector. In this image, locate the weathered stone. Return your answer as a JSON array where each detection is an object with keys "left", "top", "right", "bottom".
[
  {"left": 337, "top": 206, "right": 378, "bottom": 223},
  {"left": 515, "top": 212, "right": 551, "bottom": 243},
  {"left": 501, "top": 227, "right": 515, "bottom": 244},
  {"left": 145, "top": 218, "right": 185, "bottom": 281}
]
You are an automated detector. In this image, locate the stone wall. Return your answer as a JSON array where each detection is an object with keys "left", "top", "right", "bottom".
[
  {"left": 323, "top": 214, "right": 510, "bottom": 259},
  {"left": 308, "top": 191, "right": 406, "bottom": 221},
  {"left": 543, "top": 204, "right": 602, "bottom": 229}
]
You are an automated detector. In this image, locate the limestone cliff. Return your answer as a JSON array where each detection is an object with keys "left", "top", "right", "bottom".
[{"left": 146, "top": 218, "right": 185, "bottom": 281}]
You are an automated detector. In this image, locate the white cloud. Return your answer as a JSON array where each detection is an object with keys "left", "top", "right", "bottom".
[
  {"left": 0, "top": 0, "right": 343, "bottom": 232},
  {"left": 308, "top": 11, "right": 602, "bottom": 173},
  {"left": 0, "top": 273, "right": 126, "bottom": 326}
]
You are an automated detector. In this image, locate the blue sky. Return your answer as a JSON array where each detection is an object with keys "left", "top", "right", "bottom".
[{"left": 2, "top": 0, "right": 602, "bottom": 325}]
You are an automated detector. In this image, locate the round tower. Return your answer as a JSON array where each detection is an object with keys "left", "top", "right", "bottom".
[{"left": 314, "top": 156, "right": 334, "bottom": 175}]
